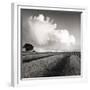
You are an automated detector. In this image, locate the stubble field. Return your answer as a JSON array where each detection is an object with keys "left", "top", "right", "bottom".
[{"left": 21, "top": 52, "right": 81, "bottom": 78}]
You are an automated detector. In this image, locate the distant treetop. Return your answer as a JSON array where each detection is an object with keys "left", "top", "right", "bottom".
[{"left": 23, "top": 43, "right": 34, "bottom": 51}]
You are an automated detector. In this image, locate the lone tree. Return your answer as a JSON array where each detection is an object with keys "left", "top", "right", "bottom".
[{"left": 23, "top": 43, "right": 34, "bottom": 51}]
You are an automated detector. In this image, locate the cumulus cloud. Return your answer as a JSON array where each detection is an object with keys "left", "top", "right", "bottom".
[{"left": 28, "top": 14, "right": 76, "bottom": 52}]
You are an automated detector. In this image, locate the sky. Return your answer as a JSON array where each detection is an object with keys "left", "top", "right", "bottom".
[{"left": 21, "top": 9, "right": 81, "bottom": 52}]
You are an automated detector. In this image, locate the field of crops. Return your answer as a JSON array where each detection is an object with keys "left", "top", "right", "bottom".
[{"left": 21, "top": 52, "right": 81, "bottom": 78}]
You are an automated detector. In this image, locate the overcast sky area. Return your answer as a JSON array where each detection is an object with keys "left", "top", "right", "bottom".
[{"left": 21, "top": 9, "right": 81, "bottom": 52}]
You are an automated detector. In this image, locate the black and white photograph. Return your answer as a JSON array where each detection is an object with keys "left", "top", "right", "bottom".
[{"left": 21, "top": 8, "right": 81, "bottom": 79}]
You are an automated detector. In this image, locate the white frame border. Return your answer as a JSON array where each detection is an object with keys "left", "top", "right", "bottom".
[{"left": 11, "top": 3, "right": 87, "bottom": 87}]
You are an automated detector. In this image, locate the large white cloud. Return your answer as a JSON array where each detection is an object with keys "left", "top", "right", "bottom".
[{"left": 28, "top": 14, "right": 76, "bottom": 52}]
